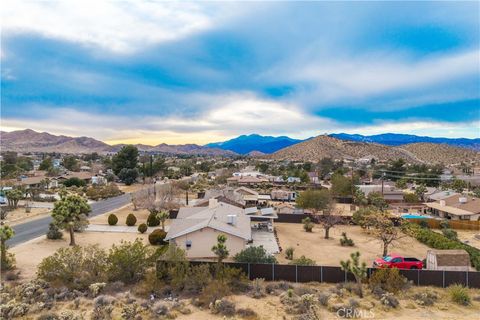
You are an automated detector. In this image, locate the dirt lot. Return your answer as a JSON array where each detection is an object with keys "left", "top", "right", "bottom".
[
  {"left": 4, "top": 205, "right": 52, "bottom": 226},
  {"left": 117, "top": 183, "right": 152, "bottom": 193},
  {"left": 11, "top": 231, "right": 149, "bottom": 280},
  {"left": 447, "top": 229, "right": 480, "bottom": 249},
  {"left": 89, "top": 204, "right": 150, "bottom": 225},
  {"left": 275, "top": 223, "right": 431, "bottom": 266}
]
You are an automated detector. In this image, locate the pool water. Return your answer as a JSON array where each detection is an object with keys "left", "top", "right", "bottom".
[{"left": 401, "top": 214, "right": 430, "bottom": 219}]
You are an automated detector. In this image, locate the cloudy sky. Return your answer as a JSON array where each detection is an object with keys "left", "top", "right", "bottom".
[{"left": 1, "top": 1, "right": 479, "bottom": 145}]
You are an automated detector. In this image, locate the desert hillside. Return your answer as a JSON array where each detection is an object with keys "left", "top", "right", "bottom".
[
  {"left": 269, "top": 135, "right": 479, "bottom": 165},
  {"left": 400, "top": 143, "right": 480, "bottom": 165}
]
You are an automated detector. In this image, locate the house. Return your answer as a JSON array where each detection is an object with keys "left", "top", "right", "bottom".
[
  {"left": 425, "top": 194, "right": 480, "bottom": 221},
  {"left": 165, "top": 199, "right": 252, "bottom": 258},
  {"left": 286, "top": 176, "right": 301, "bottom": 183},
  {"left": 426, "top": 249, "right": 470, "bottom": 271},
  {"left": 226, "top": 176, "right": 269, "bottom": 187},
  {"left": 426, "top": 190, "right": 459, "bottom": 202},
  {"left": 355, "top": 184, "right": 404, "bottom": 202},
  {"left": 308, "top": 172, "right": 320, "bottom": 184},
  {"left": 244, "top": 206, "right": 278, "bottom": 233},
  {"left": 234, "top": 186, "right": 259, "bottom": 206},
  {"left": 91, "top": 175, "right": 107, "bottom": 185},
  {"left": 271, "top": 189, "right": 297, "bottom": 201}
]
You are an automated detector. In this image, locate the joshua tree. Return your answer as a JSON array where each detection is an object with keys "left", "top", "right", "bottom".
[
  {"left": 52, "top": 192, "right": 91, "bottom": 246},
  {"left": 212, "top": 234, "right": 229, "bottom": 264},
  {"left": 0, "top": 224, "right": 15, "bottom": 271},
  {"left": 341, "top": 251, "right": 367, "bottom": 298}
]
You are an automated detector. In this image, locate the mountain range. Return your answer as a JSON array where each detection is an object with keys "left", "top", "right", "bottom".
[
  {"left": 0, "top": 129, "right": 235, "bottom": 156},
  {"left": 206, "top": 134, "right": 303, "bottom": 154}
]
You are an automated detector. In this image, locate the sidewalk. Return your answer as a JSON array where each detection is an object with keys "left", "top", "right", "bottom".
[{"left": 86, "top": 224, "right": 169, "bottom": 233}]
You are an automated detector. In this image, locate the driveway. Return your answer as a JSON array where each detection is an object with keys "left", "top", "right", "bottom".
[{"left": 251, "top": 230, "right": 280, "bottom": 254}]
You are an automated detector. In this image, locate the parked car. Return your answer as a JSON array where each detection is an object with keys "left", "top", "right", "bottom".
[{"left": 373, "top": 254, "right": 423, "bottom": 269}]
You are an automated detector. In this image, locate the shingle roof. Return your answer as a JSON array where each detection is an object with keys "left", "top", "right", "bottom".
[{"left": 166, "top": 202, "right": 252, "bottom": 241}]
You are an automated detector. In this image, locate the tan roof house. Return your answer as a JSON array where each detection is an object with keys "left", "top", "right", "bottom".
[
  {"left": 166, "top": 199, "right": 252, "bottom": 259},
  {"left": 426, "top": 249, "right": 470, "bottom": 271},
  {"left": 426, "top": 194, "right": 480, "bottom": 221}
]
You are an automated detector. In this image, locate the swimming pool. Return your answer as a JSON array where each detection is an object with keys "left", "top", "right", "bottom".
[{"left": 401, "top": 214, "right": 431, "bottom": 219}]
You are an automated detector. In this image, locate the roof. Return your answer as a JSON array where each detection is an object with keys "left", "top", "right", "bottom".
[
  {"left": 426, "top": 194, "right": 480, "bottom": 215},
  {"left": 166, "top": 202, "right": 252, "bottom": 241},
  {"left": 427, "top": 249, "right": 470, "bottom": 266},
  {"left": 427, "top": 190, "right": 459, "bottom": 201}
]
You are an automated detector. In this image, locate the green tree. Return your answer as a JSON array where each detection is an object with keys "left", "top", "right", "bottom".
[
  {"left": 289, "top": 255, "right": 316, "bottom": 266},
  {"left": 331, "top": 173, "right": 353, "bottom": 197},
  {"left": 340, "top": 251, "right": 367, "bottom": 297},
  {"left": 62, "top": 177, "right": 86, "bottom": 187},
  {"left": 0, "top": 224, "right": 15, "bottom": 271},
  {"left": 297, "top": 189, "right": 332, "bottom": 214},
  {"left": 5, "top": 189, "right": 23, "bottom": 209},
  {"left": 414, "top": 184, "right": 427, "bottom": 202},
  {"left": 39, "top": 157, "right": 54, "bottom": 171},
  {"left": 233, "top": 246, "right": 277, "bottom": 264},
  {"left": 451, "top": 179, "right": 467, "bottom": 193},
  {"left": 62, "top": 156, "right": 79, "bottom": 171},
  {"left": 52, "top": 192, "right": 91, "bottom": 246},
  {"left": 395, "top": 179, "right": 408, "bottom": 189},
  {"left": 118, "top": 168, "right": 139, "bottom": 185},
  {"left": 112, "top": 145, "right": 139, "bottom": 175},
  {"left": 302, "top": 217, "right": 314, "bottom": 232},
  {"left": 353, "top": 187, "right": 368, "bottom": 206},
  {"left": 367, "top": 192, "right": 388, "bottom": 211},
  {"left": 403, "top": 193, "right": 419, "bottom": 203},
  {"left": 212, "top": 234, "right": 229, "bottom": 263}
]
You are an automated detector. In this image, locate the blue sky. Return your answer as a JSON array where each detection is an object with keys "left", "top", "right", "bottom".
[{"left": 1, "top": 1, "right": 479, "bottom": 144}]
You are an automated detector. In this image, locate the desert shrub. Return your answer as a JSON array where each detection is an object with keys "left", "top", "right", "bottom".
[
  {"left": 4, "top": 270, "right": 20, "bottom": 281},
  {"left": 413, "top": 290, "right": 438, "bottom": 306},
  {"left": 198, "top": 280, "right": 231, "bottom": 307},
  {"left": 265, "top": 281, "right": 293, "bottom": 295},
  {"left": 107, "top": 239, "right": 152, "bottom": 284},
  {"left": 402, "top": 222, "right": 480, "bottom": 270},
  {"left": 418, "top": 220, "right": 429, "bottom": 228},
  {"left": 156, "top": 245, "right": 189, "bottom": 289},
  {"left": 63, "top": 177, "right": 86, "bottom": 188},
  {"left": 442, "top": 228, "right": 458, "bottom": 241},
  {"left": 89, "top": 282, "right": 106, "bottom": 297},
  {"left": 1, "top": 300, "right": 30, "bottom": 319},
  {"left": 138, "top": 223, "right": 147, "bottom": 234},
  {"left": 250, "top": 278, "right": 266, "bottom": 298},
  {"left": 148, "top": 229, "right": 167, "bottom": 245},
  {"left": 211, "top": 299, "right": 236, "bottom": 317},
  {"left": 58, "top": 311, "right": 83, "bottom": 320},
  {"left": 340, "top": 232, "right": 354, "bottom": 246},
  {"left": 121, "top": 303, "right": 139, "bottom": 320},
  {"left": 125, "top": 213, "right": 137, "bottom": 226},
  {"left": 236, "top": 307, "right": 257, "bottom": 318},
  {"left": 146, "top": 212, "right": 160, "bottom": 227},
  {"left": 302, "top": 217, "right": 314, "bottom": 232},
  {"left": 46, "top": 222, "right": 63, "bottom": 240},
  {"left": 37, "top": 245, "right": 108, "bottom": 290},
  {"left": 285, "top": 247, "right": 294, "bottom": 260},
  {"left": 219, "top": 266, "right": 250, "bottom": 292},
  {"left": 289, "top": 255, "right": 316, "bottom": 266},
  {"left": 380, "top": 292, "right": 399, "bottom": 308},
  {"left": 439, "top": 220, "right": 450, "bottom": 229},
  {"left": 152, "top": 302, "right": 169, "bottom": 316},
  {"left": 448, "top": 284, "right": 471, "bottom": 306},
  {"left": 94, "top": 295, "right": 116, "bottom": 308},
  {"left": 234, "top": 246, "right": 277, "bottom": 264},
  {"left": 318, "top": 292, "right": 331, "bottom": 306},
  {"left": 369, "top": 267, "right": 408, "bottom": 293},
  {"left": 37, "top": 313, "right": 59, "bottom": 320},
  {"left": 108, "top": 214, "right": 118, "bottom": 226},
  {"left": 182, "top": 263, "right": 212, "bottom": 294}
]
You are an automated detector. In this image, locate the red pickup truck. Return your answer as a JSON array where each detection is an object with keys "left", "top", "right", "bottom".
[{"left": 373, "top": 254, "right": 423, "bottom": 269}]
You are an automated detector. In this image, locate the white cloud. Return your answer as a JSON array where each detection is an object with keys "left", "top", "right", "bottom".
[
  {"left": 262, "top": 49, "right": 479, "bottom": 107},
  {"left": 1, "top": 1, "right": 240, "bottom": 53},
  {"left": 2, "top": 92, "right": 478, "bottom": 145}
]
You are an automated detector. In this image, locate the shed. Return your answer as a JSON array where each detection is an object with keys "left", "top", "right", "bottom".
[{"left": 426, "top": 249, "right": 470, "bottom": 271}]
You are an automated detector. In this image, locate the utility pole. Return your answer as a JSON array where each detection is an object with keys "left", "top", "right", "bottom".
[{"left": 381, "top": 172, "right": 385, "bottom": 195}]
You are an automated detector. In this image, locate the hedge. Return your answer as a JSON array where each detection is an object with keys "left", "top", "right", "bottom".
[
  {"left": 126, "top": 213, "right": 137, "bottom": 226},
  {"left": 402, "top": 222, "right": 480, "bottom": 271},
  {"left": 149, "top": 229, "right": 167, "bottom": 245},
  {"left": 138, "top": 223, "right": 148, "bottom": 234},
  {"left": 108, "top": 214, "right": 118, "bottom": 226}
]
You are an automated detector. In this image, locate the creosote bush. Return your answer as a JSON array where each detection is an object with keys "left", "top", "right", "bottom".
[
  {"left": 108, "top": 214, "right": 118, "bottom": 226},
  {"left": 138, "top": 223, "right": 147, "bottom": 234},
  {"left": 340, "top": 232, "right": 354, "bottom": 246},
  {"left": 285, "top": 247, "right": 294, "bottom": 260},
  {"left": 369, "top": 267, "right": 409, "bottom": 294},
  {"left": 46, "top": 223, "right": 63, "bottom": 240},
  {"left": 125, "top": 213, "right": 137, "bottom": 226}
]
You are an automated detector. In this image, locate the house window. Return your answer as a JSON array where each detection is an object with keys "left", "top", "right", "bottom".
[{"left": 186, "top": 240, "right": 192, "bottom": 249}]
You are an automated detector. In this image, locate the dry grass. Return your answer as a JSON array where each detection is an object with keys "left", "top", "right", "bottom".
[
  {"left": 5, "top": 206, "right": 51, "bottom": 226},
  {"left": 275, "top": 223, "right": 431, "bottom": 266}
]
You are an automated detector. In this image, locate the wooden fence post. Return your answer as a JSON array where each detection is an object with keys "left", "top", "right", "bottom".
[
  {"left": 272, "top": 263, "right": 275, "bottom": 281},
  {"left": 320, "top": 266, "right": 323, "bottom": 283},
  {"left": 295, "top": 265, "right": 298, "bottom": 283},
  {"left": 442, "top": 270, "right": 445, "bottom": 288}
]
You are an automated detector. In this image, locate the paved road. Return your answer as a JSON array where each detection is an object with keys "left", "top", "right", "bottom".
[{"left": 8, "top": 193, "right": 132, "bottom": 247}]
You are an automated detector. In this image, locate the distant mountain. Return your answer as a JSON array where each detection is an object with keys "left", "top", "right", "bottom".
[
  {"left": 269, "top": 135, "right": 480, "bottom": 165},
  {"left": 329, "top": 133, "right": 480, "bottom": 151},
  {"left": 206, "top": 134, "right": 303, "bottom": 154},
  {"left": 1, "top": 129, "right": 236, "bottom": 156}
]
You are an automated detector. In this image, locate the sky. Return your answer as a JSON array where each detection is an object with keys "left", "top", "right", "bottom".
[{"left": 1, "top": 1, "right": 479, "bottom": 145}]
